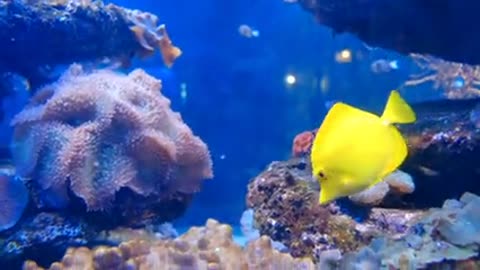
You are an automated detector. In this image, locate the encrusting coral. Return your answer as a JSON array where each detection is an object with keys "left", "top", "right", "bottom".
[
  {"left": 23, "top": 219, "right": 315, "bottom": 270},
  {"left": 10, "top": 64, "right": 212, "bottom": 214}
]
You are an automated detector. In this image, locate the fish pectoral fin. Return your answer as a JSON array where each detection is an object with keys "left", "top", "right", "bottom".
[{"left": 380, "top": 90, "right": 416, "bottom": 124}]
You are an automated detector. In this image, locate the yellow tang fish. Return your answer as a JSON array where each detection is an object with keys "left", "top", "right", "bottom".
[{"left": 310, "top": 90, "right": 416, "bottom": 204}]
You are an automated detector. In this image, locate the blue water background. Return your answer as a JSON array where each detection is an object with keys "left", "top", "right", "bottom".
[{"left": 0, "top": 0, "right": 445, "bottom": 228}]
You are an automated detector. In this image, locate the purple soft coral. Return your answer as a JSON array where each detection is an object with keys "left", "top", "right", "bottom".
[{"left": 11, "top": 65, "right": 213, "bottom": 211}]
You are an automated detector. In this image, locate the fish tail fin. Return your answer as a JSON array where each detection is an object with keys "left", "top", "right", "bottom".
[{"left": 380, "top": 90, "right": 416, "bottom": 124}]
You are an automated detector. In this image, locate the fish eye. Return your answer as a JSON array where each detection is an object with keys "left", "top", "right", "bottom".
[{"left": 318, "top": 171, "right": 326, "bottom": 179}]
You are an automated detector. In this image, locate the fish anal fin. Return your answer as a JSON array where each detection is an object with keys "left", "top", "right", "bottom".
[
  {"left": 381, "top": 90, "right": 416, "bottom": 124},
  {"left": 380, "top": 127, "right": 409, "bottom": 178}
]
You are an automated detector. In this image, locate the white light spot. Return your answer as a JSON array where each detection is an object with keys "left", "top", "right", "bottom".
[
  {"left": 285, "top": 74, "right": 296, "bottom": 85},
  {"left": 340, "top": 49, "right": 351, "bottom": 59},
  {"left": 335, "top": 49, "right": 353, "bottom": 63}
]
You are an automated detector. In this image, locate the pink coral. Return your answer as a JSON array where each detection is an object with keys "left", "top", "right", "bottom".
[{"left": 11, "top": 65, "right": 212, "bottom": 211}]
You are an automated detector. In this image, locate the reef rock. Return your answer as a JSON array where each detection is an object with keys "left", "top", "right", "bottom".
[
  {"left": 0, "top": 0, "right": 181, "bottom": 90},
  {"left": 10, "top": 65, "right": 212, "bottom": 226},
  {"left": 246, "top": 158, "right": 425, "bottom": 261},
  {"left": 294, "top": 0, "right": 480, "bottom": 65},
  {"left": 1, "top": 212, "right": 93, "bottom": 269},
  {"left": 246, "top": 158, "right": 480, "bottom": 268},
  {"left": 23, "top": 219, "right": 315, "bottom": 270},
  {"left": 400, "top": 98, "right": 480, "bottom": 207},
  {"left": 342, "top": 192, "right": 480, "bottom": 269}
]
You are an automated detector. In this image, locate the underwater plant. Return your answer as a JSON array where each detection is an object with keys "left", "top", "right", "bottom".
[{"left": 10, "top": 64, "right": 212, "bottom": 212}]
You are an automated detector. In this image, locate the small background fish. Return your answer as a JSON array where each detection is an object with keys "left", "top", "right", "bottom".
[
  {"left": 238, "top": 24, "right": 260, "bottom": 38},
  {"left": 371, "top": 59, "right": 399, "bottom": 73}
]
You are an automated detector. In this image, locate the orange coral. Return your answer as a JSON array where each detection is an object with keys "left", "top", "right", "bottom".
[
  {"left": 292, "top": 130, "right": 317, "bottom": 157},
  {"left": 109, "top": 4, "right": 182, "bottom": 67}
]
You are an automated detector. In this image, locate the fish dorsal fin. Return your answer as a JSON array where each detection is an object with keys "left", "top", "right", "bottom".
[
  {"left": 311, "top": 102, "right": 380, "bottom": 176},
  {"left": 312, "top": 102, "right": 365, "bottom": 152},
  {"left": 380, "top": 90, "right": 416, "bottom": 124}
]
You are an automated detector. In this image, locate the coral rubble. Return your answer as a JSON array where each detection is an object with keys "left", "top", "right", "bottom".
[
  {"left": 0, "top": 0, "right": 181, "bottom": 89},
  {"left": 10, "top": 65, "right": 212, "bottom": 225},
  {"left": 294, "top": 0, "right": 480, "bottom": 65},
  {"left": 23, "top": 219, "right": 315, "bottom": 270}
]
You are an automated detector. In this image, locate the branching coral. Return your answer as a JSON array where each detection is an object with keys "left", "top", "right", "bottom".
[
  {"left": 404, "top": 54, "right": 480, "bottom": 99},
  {"left": 23, "top": 219, "right": 315, "bottom": 270},
  {"left": 10, "top": 65, "right": 212, "bottom": 212}
]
